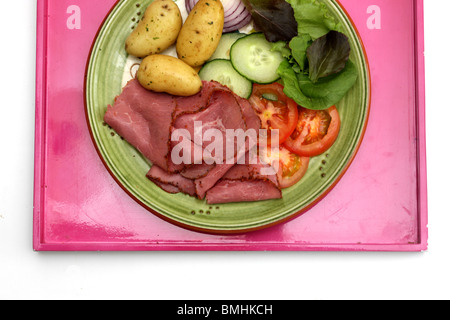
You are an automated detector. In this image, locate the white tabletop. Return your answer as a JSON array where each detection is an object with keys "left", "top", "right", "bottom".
[{"left": 0, "top": 0, "right": 449, "bottom": 300}]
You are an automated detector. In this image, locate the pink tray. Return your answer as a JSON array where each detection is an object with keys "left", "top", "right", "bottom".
[{"left": 33, "top": 0, "right": 428, "bottom": 251}]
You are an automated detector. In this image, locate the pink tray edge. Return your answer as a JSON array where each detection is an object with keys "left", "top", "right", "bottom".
[
  {"left": 33, "top": 0, "right": 47, "bottom": 251},
  {"left": 414, "top": 0, "right": 428, "bottom": 251},
  {"left": 32, "top": 0, "right": 428, "bottom": 252}
]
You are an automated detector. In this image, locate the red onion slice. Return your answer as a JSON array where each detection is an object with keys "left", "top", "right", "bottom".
[
  {"left": 223, "top": 0, "right": 241, "bottom": 16},
  {"left": 223, "top": 12, "right": 252, "bottom": 33},
  {"left": 185, "top": 0, "right": 196, "bottom": 12},
  {"left": 223, "top": 6, "right": 247, "bottom": 27},
  {"left": 185, "top": 0, "right": 252, "bottom": 33}
]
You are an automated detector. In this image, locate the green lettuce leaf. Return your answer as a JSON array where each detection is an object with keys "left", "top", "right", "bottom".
[
  {"left": 286, "top": 0, "right": 342, "bottom": 39},
  {"left": 278, "top": 58, "right": 358, "bottom": 110},
  {"left": 277, "top": 59, "right": 314, "bottom": 107},
  {"left": 289, "top": 34, "right": 312, "bottom": 72}
]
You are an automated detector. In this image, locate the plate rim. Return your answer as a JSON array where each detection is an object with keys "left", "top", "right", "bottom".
[{"left": 83, "top": 0, "right": 372, "bottom": 235}]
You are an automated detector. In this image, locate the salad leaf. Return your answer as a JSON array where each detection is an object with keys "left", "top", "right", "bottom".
[
  {"left": 289, "top": 34, "right": 312, "bottom": 71},
  {"left": 278, "top": 58, "right": 358, "bottom": 110},
  {"left": 306, "top": 30, "right": 351, "bottom": 83},
  {"left": 274, "top": 0, "right": 358, "bottom": 110},
  {"left": 297, "top": 60, "right": 358, "bottom": 109},
  {"left": 277, "top": 60, "right": 313, "bottom": 106},
  {"left": 286, "top": 0, "right": 342, "bottom": 39},
  {"left": 271, "top": 41, "right": 293, "bottom": 59},
  {"left": 242, "top": 0, "right": 298, "bottom": 42}
]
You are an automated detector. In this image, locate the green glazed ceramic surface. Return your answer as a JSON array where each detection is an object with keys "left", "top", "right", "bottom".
[{"left": 85, "top": 0, "right": 370, "bottom": 233}]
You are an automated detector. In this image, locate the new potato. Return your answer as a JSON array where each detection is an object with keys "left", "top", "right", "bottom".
[
  {"left": 176, "top": 0, "right": 224, "bottom": 67},
  {"left": 137, "top": 54, "right": 202, "bottom": 96},
  {"left": 125, "top": 0, "right": 182, "bottom": 58}
]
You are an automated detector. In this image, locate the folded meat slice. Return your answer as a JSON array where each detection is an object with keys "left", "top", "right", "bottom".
[
  {"left": 104, "top": 79, "right": 176, "bottom": 171},
  {"left": 151, "top": 181, "right": 181, "bottom": 194},
  {"left": 173, "top": 80, "right": 226, "bottom": 118},
  {"left": 146, "top": 165, "right": 196, "bottom": 197},
  {"left": 179, "top": 163, "right": 214, "bottom": 179},
  {"left": 103, "top": 95, "right": 152, "bottom": 159},
  {"left": 173, "top": 88, "right": 247, "bottom": 162},
  {"left": 205, "top": 180, "right": 282, "bottom": 204},
  {"left": 205, "top": 162, "right": 281, "bottom": 204},
  {"left": 195, "top": 162, "right": 236, "bottom": 199},
  {"left": 172, "top": 86, "right": 259, "bottom": 199},
  {"left": 167, "top": 81, "right": 228, "bottom": 173},
  {"left": 236, "top": 96, "right": 261, "bottom": 134}
]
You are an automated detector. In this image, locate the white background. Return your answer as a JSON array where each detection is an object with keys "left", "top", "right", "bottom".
[{"left": 0, "top": 0, "right": 449, "bottom": 300}]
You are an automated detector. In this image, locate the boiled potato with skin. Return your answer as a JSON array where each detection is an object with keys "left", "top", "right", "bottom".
[
  {"left": 137, "top": 54, "right": 202, "bottom": 96},
  {"left": 176, "top": 0, "right": 224, "bottom": 67},
  {"left": 125, "top": 0, "right": 182, "bottom": 58}
]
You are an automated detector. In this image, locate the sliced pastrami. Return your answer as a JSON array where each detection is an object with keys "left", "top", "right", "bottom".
[
  {"left": 173, "top": 81, "right": 226, "bottom": 118},
  {"left": 104, "top": 79, "right": 176, "bottom": 171},
  {"left": 146, "top": 165, "right": 196, "bottom": 197},
  {"left": 205, "top": 162, "right": 281, "bottom": 204},
  {"left": 173, "top": 88, "right": 247, "bottom": 163},
  {"left": 179, "top": 163, "right": 214, "bottom": 179},
  {"left": 104, "top": 79, "right": 279, "bottom": 204},
  {"left": 205, "top": 180, "right": 282, "bottom": 204}
]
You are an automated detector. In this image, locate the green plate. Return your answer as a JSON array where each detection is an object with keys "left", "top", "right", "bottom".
[{"left": 85, "top": 0, "right": 370, "bottom": 234}]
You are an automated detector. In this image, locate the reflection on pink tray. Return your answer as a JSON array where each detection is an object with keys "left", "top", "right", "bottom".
[{"left": 34, "top": 0, "right": 427, "bottom": 251}]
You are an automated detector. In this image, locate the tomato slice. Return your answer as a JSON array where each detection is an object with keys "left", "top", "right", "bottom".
[
  {"left": 284, "top": 106, "right": 341, "bottom": 157},
  {"left": 275, "top": 146, "right": 309, "bottom": 189},
  {"left": 249, "top": 83, "right": 298, "bottom": 146}
]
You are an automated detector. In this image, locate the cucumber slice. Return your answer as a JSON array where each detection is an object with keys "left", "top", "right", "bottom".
[
  {"left": 199, "top": 59, "right": 253, "bottom": 99},
  {"left": 208, "top": 32, "right": 247, "bottom": 61},
  {"left": 230, "top": 33, "right": 284, "bottom": 84}
]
